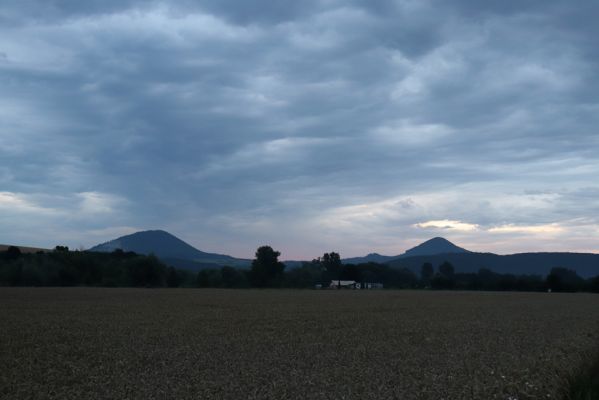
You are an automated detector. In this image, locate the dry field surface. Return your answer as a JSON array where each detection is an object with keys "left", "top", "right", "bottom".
[{"left": 1, "top": 288, "right": 598, "bottom": 399}]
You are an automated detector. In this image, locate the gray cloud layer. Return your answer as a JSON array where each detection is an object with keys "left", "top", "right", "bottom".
[{"left": 1, "top": 1, "right": 598, "bottom": 258}]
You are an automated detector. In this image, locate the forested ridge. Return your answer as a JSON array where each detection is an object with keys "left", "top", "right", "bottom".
[{"left": 1, "top": 245, "right": 598, "bottom": 292}]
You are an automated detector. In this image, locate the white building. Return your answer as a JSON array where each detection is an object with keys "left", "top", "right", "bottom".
[
  {"left": 363, "top": 282, "right": 384, "bottom": 289},
  {"left": 328, "top": 280, "right": 360, "bottom": 289},
  {"left": 324, "top": 281, "right": 384, "bottom": 289}
]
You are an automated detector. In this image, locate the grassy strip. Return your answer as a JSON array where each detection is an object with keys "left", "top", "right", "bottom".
[{"left": 563, "top": 350, "right": 599, "bottom": 400}]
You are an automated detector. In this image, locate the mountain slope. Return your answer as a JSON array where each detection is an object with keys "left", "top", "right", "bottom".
[
  {"left": 88, "top": 230, "right": 251, "bottom": 269},
  {"left": 400, "top": 237, "right": 469, "bottom": 258},
  {"left": 343, "top": 253, "right": 400, "bottom": 264},
  {"left": 343, "top": 237, "right": 468, "bottom": 264},
  {"left": 386, "top": 252, "right": 599, "bottom": 278}
]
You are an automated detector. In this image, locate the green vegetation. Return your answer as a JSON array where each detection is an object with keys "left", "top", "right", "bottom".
[
  {"left": 1, "top": 246, "right": 598, "bottom": 291},
  {"left": 249, "top": 245, "right": 285, "bottom": 287},
  {"left": 563, "top": 351, "right": 599, "bottom": 400},
  {"left": 420, "top": 262, "right": 434, "bottom": 286},
  {"left": 0, "top": 246, "right": 194, "bottom": 287}
]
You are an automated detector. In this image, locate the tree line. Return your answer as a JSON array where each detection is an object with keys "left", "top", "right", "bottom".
[
  {"left": 0, "top": 246, "right": 187, "bottom": 287},
  {"left": 1, "top": 245, "right": 598, "bottom": 292}
]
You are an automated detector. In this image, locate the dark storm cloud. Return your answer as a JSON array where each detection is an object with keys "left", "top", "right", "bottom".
[{"left": 1, "top": 0, "right": 598, "bottom": 257}]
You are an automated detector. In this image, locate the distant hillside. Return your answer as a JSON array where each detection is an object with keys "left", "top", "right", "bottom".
[
  {"left": 89, "top": 230, "right": 251, "bottom": 270},
  {"left": 159, "top": 257, "right": 231, "bottom": 271},
  {"left": 343, "top": 253, "right": 400, "bottom": 265},
  {"left": 343, "top": 237, "right": 468, "bottom": 264},
  {"left": 387, "top": 252, "right": 599, "bottom": 278},
  {"left": 0, "top": 244, "right": 49, "bottom": 254},
  {"left": 279, "top": 260, "right": 304, "bottom": 269},
  {"left": 400, "top": 237, "right": 469, "bottom": 258}
]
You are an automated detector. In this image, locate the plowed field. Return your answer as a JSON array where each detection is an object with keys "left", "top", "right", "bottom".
[{"left": 1, "top": 288, "right": 598, "bottom": 399}]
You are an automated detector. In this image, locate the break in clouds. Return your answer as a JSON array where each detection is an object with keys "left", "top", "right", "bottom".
[{"left": 1, "top": 0, "right": 598, "bottom": 258}]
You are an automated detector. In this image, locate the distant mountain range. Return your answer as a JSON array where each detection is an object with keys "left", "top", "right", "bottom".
[
  {"left": 344, "top": 237, "right": 598, "bottom": 278},
  {"left": 88, "top": 230, "right": 251, "bottom": 270},
  {"left": 342, "top": 237, "right": 468, "bottom": 264},
  {"left": 87, "top": 230, "right": 599, "bottom": 277},
  {"left": 385, "top": 252, "right": 599, "bottom": 278}
]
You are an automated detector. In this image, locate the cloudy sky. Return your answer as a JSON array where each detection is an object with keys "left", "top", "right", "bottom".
[{"left": 1, "top": 1, "right": 598, "bottom": 259}]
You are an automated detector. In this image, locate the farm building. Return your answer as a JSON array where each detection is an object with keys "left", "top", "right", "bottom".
[
  {"left": 327, "top": 281, "right": 384, "bottom": 289},
  {"left": 328, "top": 280, "right": 360, "bottom": 289},
  {"left": 363, "top": 282, "right": 384, "bottom": 289}
]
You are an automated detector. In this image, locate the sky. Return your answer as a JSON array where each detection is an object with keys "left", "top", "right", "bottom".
[{"left": 1, "top": 0, "right": 598, "bottom": 259}]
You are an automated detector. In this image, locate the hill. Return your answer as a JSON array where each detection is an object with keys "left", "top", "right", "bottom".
[
  {"left": 0, "top": 244, "right": 49, "bottom": 254},
  {"left": 343, "top": 237, "right": 598, "bottom": 278},
  {"left": 400, "top": 237, "right": 469, "bottom": 258},
  {"left": 386, "top": 252, "right": 599, "bottom": 278},
  {"left": 343, "top": 237, "right": 468, "bottom": 264},
  {"left": 342, "top": 253, "right": 400, "bottom": 265},
  {"left": 88, "top": 230, "right": 251, "bottom": 270}
]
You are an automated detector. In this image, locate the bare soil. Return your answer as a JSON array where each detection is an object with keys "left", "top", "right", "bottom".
[{"left": 1, "top": 288, "right": 598, "bottom": 399}]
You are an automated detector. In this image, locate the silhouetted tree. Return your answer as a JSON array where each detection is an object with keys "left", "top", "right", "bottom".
[
  {"left": 54, "top": 245, "right": 69, "bottom": 252},
  {"left": 439, "top": 261, "right": 455, "bottom": 279},
  {"left": 166, "top": 266, "right": 180, "bottom": 287},
  {"left": 196, "top": 269, "right": 218, "bottom": 288},
  {"left": 127, "top": 255, "right": 166, "bottom": 287},
  {"left": 431, "top": 261, "right": 456, "bottom": 289},
  {"left": 420, "top": 262, "right": 434, "bottom": 286},
  {"left": 321, "top": 252, "right": 342, "bottom": 286},
  {"left": 390, "top": 267, "right": 418, "bottom": 288},
  {"left": 546, "top": 267, "right": 585, "bottom": 292},
  {"left": 249, "top": 246, "right": 285, "bottom": 287},
  {"left": 515, "top": 274, "right": 545, "bottom": 292},
  {"left": 431, "top": 273, "right": 452, "bottom": 289},
  {"left": 591, "top": 275, "right": 599, "bottom": 293},
  {"left": 2, "top": 248, "right": 597, "bottom": 293},
  {"left": 284, "top": 262, "right": 324, "bottom": 288},
  {"left": 220, "top": 266, "right": 248, "bottom": 288},
  {"left": 498, "top": 273, "right": 517, "bottom": 291},
  {"left": 4, "top": 246, "right": 22, "bottom": 260},
  {"left": 342, "top": 264, "right": 362, "bottom": 282},
  {"left": 0, "top": 250, "right": 172, "bottom": 287}
]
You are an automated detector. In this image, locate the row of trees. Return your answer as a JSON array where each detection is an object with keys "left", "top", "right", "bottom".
[
  {"left": 0, "top": 246, "right": 186, "bottom": 287},
  {"left": 195, "top": 247, "right": 419, "bottom": 289},
  {"left": 205, "top": 246, "right": 599, "bottom": 292},
  {"left": 1, "top": 245, "right": 598, "bottom": 292},
  {"left": 418, "top": 261, "right": 597, "bottom": 292}
]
